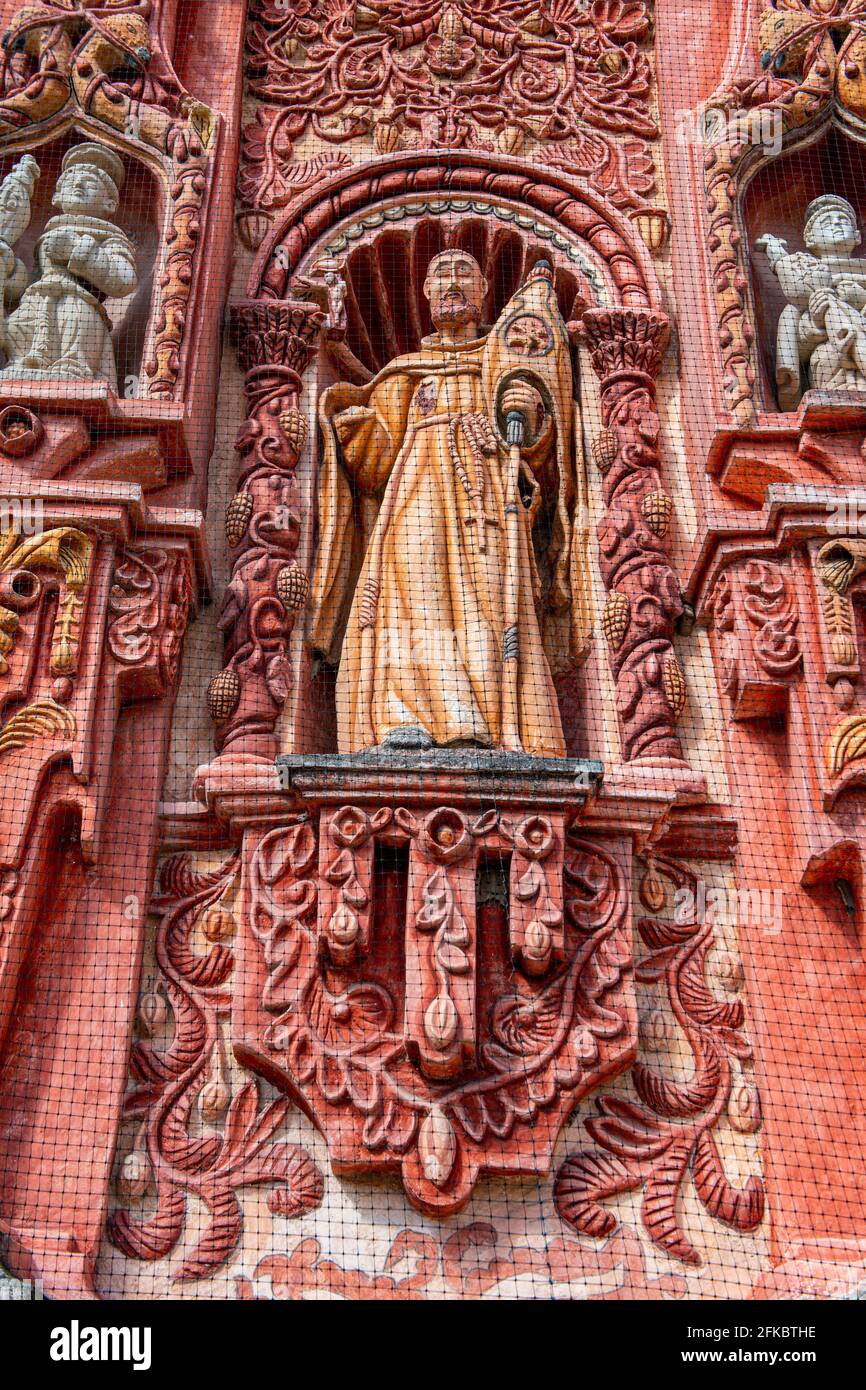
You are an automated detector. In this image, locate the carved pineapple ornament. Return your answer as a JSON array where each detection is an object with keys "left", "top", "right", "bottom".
[{"left": 207, "top": 667, "right": 241, "bottom": 724}]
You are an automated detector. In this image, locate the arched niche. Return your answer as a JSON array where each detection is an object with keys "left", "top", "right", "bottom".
[
  {"left": 0, "top": 127, "right": 163, "bottom": 395},
  {"left": 744, "top": 124, "right": 866, "bottom": 413},
  {"left": 256, "top": 161, "right": 663, "bottom": 760}
]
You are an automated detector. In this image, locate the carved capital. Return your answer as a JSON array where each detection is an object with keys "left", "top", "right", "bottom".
[
  {"left": 579, "top": 308, "right": 671, "bottom": 388},
  {"left": 231, "top": 300, "right": 325, "bottom": 383}
]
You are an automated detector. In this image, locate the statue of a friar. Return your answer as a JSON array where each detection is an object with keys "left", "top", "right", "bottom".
[{"left": 307, "top": 249, "right": 592, "bottom": 757}]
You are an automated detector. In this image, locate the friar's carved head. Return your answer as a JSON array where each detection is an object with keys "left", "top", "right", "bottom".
[{"left": 424, "top": 250, "right": 488, "bottom": 332}]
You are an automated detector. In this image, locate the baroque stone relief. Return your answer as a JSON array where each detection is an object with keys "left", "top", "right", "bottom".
[
  {"left": 0, "top": 143, "right": 137, "bottom": 386},
  {"left": 239, "top": 0, "right": 668, "bottom": 254}
]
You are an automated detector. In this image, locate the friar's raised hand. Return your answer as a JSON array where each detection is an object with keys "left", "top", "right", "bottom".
[{"left": 500, "top": 380, "right": 545, "bottom": 443}]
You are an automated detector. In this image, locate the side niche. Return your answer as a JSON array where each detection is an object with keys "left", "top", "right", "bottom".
[
  {"left": 0, "top": 133, "right": 162, "bottom": 398},
  {"left": 746, "top": 127, "right": 866, "bottom": 413}
]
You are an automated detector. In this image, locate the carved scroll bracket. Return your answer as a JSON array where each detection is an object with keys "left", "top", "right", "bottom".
[
  {"left": 703, "top": 557, "right": 803, "bottom": 721},
  {"left": 580, "top": 307, "right": 687, "bottom": 765},
  {"left": 207, "top": 301, "right": 324, "bottom": 761}
]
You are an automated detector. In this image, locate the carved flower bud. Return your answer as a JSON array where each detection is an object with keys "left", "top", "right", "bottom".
[
  {"left": 663, "top": 656, "right": 687, "bottom": 719},
  {"left": 713, "top": 950, "right": 744, "bottom": 993},
  {"left": 439, "top": 6, "right": 463, "bottom": 41},
  {"left": 276, "top": 562, "right": 310, "bottom": 613},
  {"left": 202, "top": 906, "right": 236, "bottom": 943},
  {"left": 523, "top": 920, "right": 552, "bottom": 976},
  {"left": 200, "top": 1078, "right": 231, "bottom": 1122},
  {"left": 138, "top": 988, "right": 167, "bottom": 1036},
  {"left": 418, "top": 1107, "right": 456, "bottom": 1188},
  {"left": 279, "top": 409, "right": 308, "bottom": 457},
  {"left": 117, "top": 1149, "right": 151, "bottom": 1201},
  {"left": 373, "top": 116, "right": 401, "bottom": 154},
  {"left": 282, "top": 36, "right": 304, "bottom": 58},
  {"left": 641, "top": 490, "right": 673, "bottom": 538},
  {"left": 225, "top": 491, "right": 253, "bottom": 547},
  {"left": 520, "top": 9, "right": 553, "bottom": 35},
  {"left": 598, "top": 48, "right": 625, "bottom": 76},
  {"left": 629, "top": 208, "right": 671, "bottom": 255},
  {"left": 498, "top": 123, "right": 525, "bottom": 155},
  {"left": 592, "top": 429, "right": 617, "bottom": 474},
  {"left": 602, "top": 592, "right": 630, "bottom": 650},
  {"left": 329, "top": 903, "right": 360, "bottom": 945},
  {"left": 834, "top": 678, "right": 856, "bottom": 710},
  {"left": 207, "top": 668, "right": 241, "bottom": 724},
  {"left": 639, "top": 1008, "right": 671, "bottom": 1053},
  {"left": 639, "top": 861, "right": 667, "bottom": 913},
  {"left": 728, "top": 1083, "right": 762, "bottom": 1134},
  {"left": 424, "top": 991, "right": 459, "bottom": 1051}
]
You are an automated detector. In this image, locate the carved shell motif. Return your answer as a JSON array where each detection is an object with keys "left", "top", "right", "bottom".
[
  {"left": 663, "top": 655, "right": 687, "bottom": 719},
  {"left": 641, "top": 490, "right": 673, "bottom": 538},
  {"left": 207, "top": 668, "right": 241, "bottom": 724},
  {"left": 276, "top": 562, "right": 311, "bottom": 612},
  {"left": 225, "top": 491, "right": 253, "bottom": 547},
  {"left": 602, "top": 592, "right": 630, "bottom": 650}
]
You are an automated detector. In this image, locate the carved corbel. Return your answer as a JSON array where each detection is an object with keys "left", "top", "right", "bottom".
[
  {"left": 703, "top": 558, "right": 802, "bottom": 720},
  {"left": 207, "top": 301, "right": 324, "bottom": 760},
  {"left": 814, "top": 537, "right": 866, "bottom": 706},
  {"left": 580, "top": 308, "right": 687, "bottom": 763}
]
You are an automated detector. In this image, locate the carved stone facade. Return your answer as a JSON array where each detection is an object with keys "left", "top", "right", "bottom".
[{"left": 1, "top": 0, "right": 866, "bottom": 1311}]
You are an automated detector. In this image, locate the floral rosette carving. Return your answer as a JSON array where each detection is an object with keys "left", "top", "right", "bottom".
[
  {"left": 240, "top": 0, "right": 660, "bottom": 220},
  {"left": 555, "top": 857, "right": 765, "bottom": 1266},
  {"left": 109, "top": 851, "right": 324, "bottom": 1283},
  {"left": 240, "top": 821, "right": 635, "bottom": 1214}
]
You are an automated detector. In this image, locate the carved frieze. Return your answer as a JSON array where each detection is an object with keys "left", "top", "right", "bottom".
[{"left": 240, "top": 0, "right": 666, "bottom": 252}]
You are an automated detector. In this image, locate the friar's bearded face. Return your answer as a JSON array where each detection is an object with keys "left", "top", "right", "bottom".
[{"left": 424, "top": 251, "right": 487, "bottom": 331}]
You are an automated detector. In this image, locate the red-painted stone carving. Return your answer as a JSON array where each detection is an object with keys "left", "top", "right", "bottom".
[
  {"left": 110, "top": 852, "right": 324, "bottom": 1283},
  {"left": 556, "top": 857, "right": 765, "bottom": 1265},
  {"left": 233, "top": 810, "right": 634, "bottom": 1215},
  {"left": 580, "top": 307, "right": 687, "bottom": 762}
]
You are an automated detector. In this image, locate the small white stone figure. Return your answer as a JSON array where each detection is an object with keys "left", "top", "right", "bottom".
[
  {"left": 0, "top": 143, "right": 137, "bottom": 389},
  {"left": 0, "top": 155, "right": 39, "bottom": 339},
  {"left": 756, "top": 195, "right": 866, "bottom": 410}
]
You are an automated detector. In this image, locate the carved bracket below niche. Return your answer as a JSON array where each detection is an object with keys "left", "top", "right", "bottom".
[{"left": 232, "top": 751, "right": 634, "bottom": 1215}]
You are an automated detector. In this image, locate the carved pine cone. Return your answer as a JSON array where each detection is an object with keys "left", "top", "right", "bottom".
[
  {"left": 641, "top": 490, "right": 673, "bottom": 538},
  {"left": 207, "top": 667, "right": 241, "bottom": 724},
  {"left": 276, "top": 562, "right": 310, "bottom": 612},
  {"left": 663, "top": 655, "right": 687, "bottom": 719},
  {"left": 225, "top": 491, "right": 253, "bottom": 547},
  {"left": 280, "top": 409, "right": 308, "bottom": 456},
  {"left": 601, "top": 592, "right": 630, "bottom": 650},
  {"left": 592, "top": 429, "right": 617, "bottom": 474}
]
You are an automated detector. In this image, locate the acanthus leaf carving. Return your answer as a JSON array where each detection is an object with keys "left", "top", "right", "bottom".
[{"left": 555, "top": 857, "right": 765, "bottom": 1266}]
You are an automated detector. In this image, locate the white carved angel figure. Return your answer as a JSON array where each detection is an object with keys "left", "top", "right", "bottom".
[
  {"left": 756, "top": 195, "right": 866, "bottom": 410},
  {"left": 0, "top": 143, "right": 137, "bottom": 389}
]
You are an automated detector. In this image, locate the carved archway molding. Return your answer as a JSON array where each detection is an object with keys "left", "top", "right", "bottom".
[{"left": 245, "top": 151, "right": 665, "bottom": 312}]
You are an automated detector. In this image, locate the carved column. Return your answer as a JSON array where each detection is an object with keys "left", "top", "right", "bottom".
[
  {"left": 580, "top": 308, "right": 686, "bottom": 763},
  {"left": 208, "top": 301, "right": 324, "bottom": 761}
]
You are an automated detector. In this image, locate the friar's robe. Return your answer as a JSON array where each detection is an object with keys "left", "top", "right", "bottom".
[{"left": 307, "top": 331, "right": 567, "bottom": 756}]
